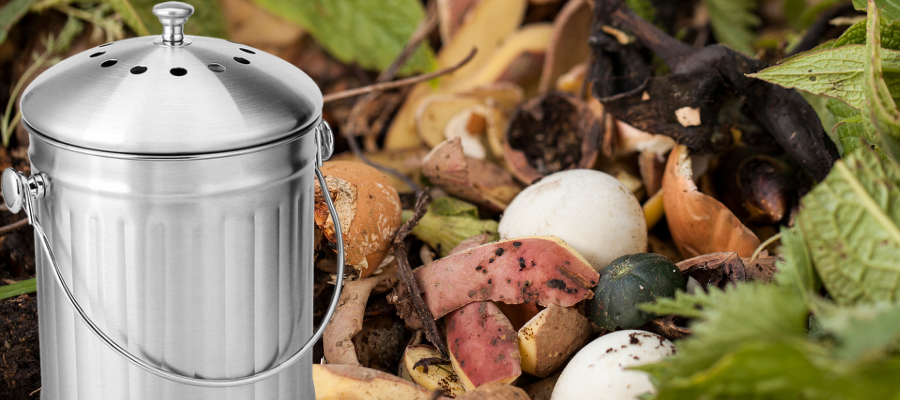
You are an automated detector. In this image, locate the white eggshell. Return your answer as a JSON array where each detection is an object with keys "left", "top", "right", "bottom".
[
  {"left": 550, "top": 330, "right": 676, "bottom": 400},
  {"left": 499, "top": 169, "right": 647, "bottom": 271}
]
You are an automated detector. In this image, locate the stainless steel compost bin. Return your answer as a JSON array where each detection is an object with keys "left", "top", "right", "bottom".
[{"left": 0, "top": 2, "right": 346, "bottom": 399}]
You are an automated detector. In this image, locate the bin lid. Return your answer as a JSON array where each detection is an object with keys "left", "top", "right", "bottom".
[{"left": 19, "top": 1, "right": 322, "bottom": 155}]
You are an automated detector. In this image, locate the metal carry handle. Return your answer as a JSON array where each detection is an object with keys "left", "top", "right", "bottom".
[{"left": 1, "top": 133, "right": 345, "bottom": 387}]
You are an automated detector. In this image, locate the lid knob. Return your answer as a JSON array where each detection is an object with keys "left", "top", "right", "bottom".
[{"left": 153, "top": 1, "right": 194, "bottom": 45}]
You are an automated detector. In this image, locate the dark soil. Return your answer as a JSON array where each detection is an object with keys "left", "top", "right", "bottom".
[{"left": 0, "top": 295, "right": 40, "bottom": 400}]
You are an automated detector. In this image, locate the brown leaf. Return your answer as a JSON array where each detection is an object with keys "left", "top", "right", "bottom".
[{"left": 662, "top": 145, "right": 761, "bottom": 258}]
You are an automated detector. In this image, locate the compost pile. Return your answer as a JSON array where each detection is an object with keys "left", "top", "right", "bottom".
[{"left": 2, "top": 0, "right": 900, "bottom": 399}]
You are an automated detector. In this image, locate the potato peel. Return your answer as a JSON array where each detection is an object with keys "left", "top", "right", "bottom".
[
  {"left": 414, "top": 236, "right": 599, "bottom": 319},
  {"left": 446, "top": 301, "right": 521, "bottom": 390},
  {"left": 422, "top": 138, "right": 524, "bottom": 212}
]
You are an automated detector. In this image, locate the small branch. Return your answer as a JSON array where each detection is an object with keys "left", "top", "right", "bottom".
[
  {"left": 393, "top": 190, "right": 449, "bottom": 357},
  {"left": 0, "top": 219, "right": 28, "bottom": 236},
  {"left": 323, "top": 48, "right": 476, "bottom": 104}
]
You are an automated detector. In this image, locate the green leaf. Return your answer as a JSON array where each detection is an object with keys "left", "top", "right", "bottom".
[
  {"left": 797, "top": 149, "right": 900, "bottom": 305},
  {"left": 0, "top": 279, "right": 36, "bottom": 300},
  {"left": 826, "top": 98, "right": 878, "bottom": 155},
  {"left": 748, "top": 45, "right": 900, "bottom": 110},
  {"left": 250, "top": 0, "right": 435, "bottom": 75},
  {"left": 103, "top": 0, "right": 150, "bottom": 36},
  {"left": 854, "top": 0, "right": 900, "bottom": 21},
  {"left": 833, "top": 18, "right": 900, "bottom": 50},
  {"left": 639, "top": 283, "right": 810, "bottom": 383},
  {"left": 0, "top": 0, "right": 36, "bottom": 45},
  {"left": 702, "top": 0, "right": 760, "bottom": 55},
  {"left": 817, "top": 301, "right": 900, "bottom": 360},
  {"left": 403, "top": 197, "right": 498, "bottom": 256},
  {"left": 429, "top": 196, "right": 479, "bottom": 219},
  {"left": 774, "top": 227, "right": 821, "bottom": 303},
  {"left": 104, "top": 0, "right": 228, "bottom": 38},
  {"left": 625, "top": 0, "right": 656, "bottom": 24},
  {"left": 864, "top": 0, "right": 900, "bottom": 163},
  {"left": 643, "top": 340, "right": 900, "bottom": 400},
  {"left": 639, "top": 289, "right": 712, "bottom": 319}
]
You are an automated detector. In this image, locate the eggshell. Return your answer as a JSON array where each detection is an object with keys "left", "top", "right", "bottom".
[
  {"left": 550, "top": 330, "right": 676, "bottom": 400},
  {"left": 499, "top": 169, "right": 647, "bottom": 271}
]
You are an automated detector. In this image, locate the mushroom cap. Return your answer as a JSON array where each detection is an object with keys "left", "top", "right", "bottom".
[{"left": 316, "top": 161, "right": 402, "bottom": 277}]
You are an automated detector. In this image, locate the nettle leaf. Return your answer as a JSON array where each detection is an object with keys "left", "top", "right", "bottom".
[
  {"left": 638, "top": 283, "right": 809, "bottom": 384},
  {"left": 826, "top": 98, "right": 880, "bottom": 155},
  {"left": 797, "top": 148, "right": 900, "bottom": 305},
  {"left": 251, "top": 0, "right": 435, "bottom": 74},
  {"left": 774, "top": 227, "right": 820, "bottom": 303},
  {"left": 702, "top": 0, "right": 759, "bottom": 55},
  {"left": 833, "top": 17, "right": 900, "bottom": 50},
  {"left": 748, "top": 45, "right": 900, "bottom": 110},
  {"left": 643, "top": 340, "right": 900, "bottom": 400},
  {"left": 864, "top": 0, "right": 900, "bottom": 162},
  {"left": 854, "top": 0, "right": 900, "bottom": 21},
  {"left": 818, "top": 301, "right": 900, "bottom": 360},
  {"left": 639, "top": 289, "right": 714, "bottom": 319}
]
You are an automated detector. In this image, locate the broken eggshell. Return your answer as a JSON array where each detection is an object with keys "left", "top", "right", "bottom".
[
  {"left": 314, "top": 161, "right": 403, "bottom": 278},
  {"left": 422, "top": 138, "right": 524, "bottom": 213},
  {"left": 503, "top": 92, "right": 601, "bottom": 184},
  {"left": 662, "top": 145, "right": 761, "bottom": 259}
]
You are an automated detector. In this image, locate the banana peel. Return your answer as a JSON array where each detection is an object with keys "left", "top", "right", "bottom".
[{"left": 385, "top": 0, "right": 528, "bottom": 150}]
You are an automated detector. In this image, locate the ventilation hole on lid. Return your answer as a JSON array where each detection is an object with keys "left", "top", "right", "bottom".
[
  {"left": 233, "top": 56, "right": 250, "bottom": 64},
  {"left": 208, "top": 63, "right": 226, "bottom": 73},
  {"left": 130, "top": 66, "right": 148, "bottom": 74},
  {"left": 90, "top": 51, "right": 105, "bottom": 58},
  {"left": 99, "top": 42, "right": 113, "bottom": 47},
  {"left": 170, "top": 67, "right": 188, "bottom": 76},
  {"left": 100, "top": 59, "right": 118, "bottom": 68},
  {"left": 239, "top": 48, "right": 256, "bottom": 54}
]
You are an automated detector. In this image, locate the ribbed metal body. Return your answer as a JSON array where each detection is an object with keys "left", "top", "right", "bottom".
[{"left": 28, "top": 129, "right": 317, "bottom": 400}]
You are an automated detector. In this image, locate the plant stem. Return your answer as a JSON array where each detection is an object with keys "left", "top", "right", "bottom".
[{"left": 0, "top": 278, "right": 37, "bottom": 300}]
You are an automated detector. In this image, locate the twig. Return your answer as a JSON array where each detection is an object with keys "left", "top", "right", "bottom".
[
  {"left": 322, "top": 48, "right": 476, "bottom": 104},
  {"left": 393, "top": 190, "right": 449, "bottom": 357},
  {"left": 0, "top": 219, "right": 28, "bottom": 236},
  {"left": 331, "top": 1, "right": 446, "bottom": 195},
  {"left": 651, "top": 315, "right": 692, "bottom": 340},
  {"left": 749, "top": 232, "right": 782, "bottom": 265}
]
